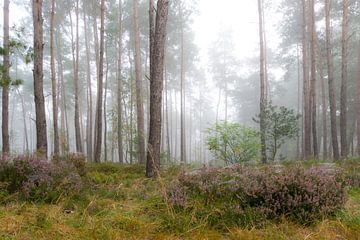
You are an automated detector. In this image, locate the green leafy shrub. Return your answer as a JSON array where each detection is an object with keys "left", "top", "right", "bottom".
[
  {"left": 167, "top": 165, "right": 347, "bottom": 227},
  {"left": 206, "top": 122, "right": 260, "bottom": 164}
]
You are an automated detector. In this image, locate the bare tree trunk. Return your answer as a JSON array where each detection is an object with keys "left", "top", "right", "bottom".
[
  {"left": 180, "top": 6, "right": 186, "bottom": 164},
  {"left": 146, "top": 0, "right": 169, "bottom": 178},
  {"left": 50, "top": 0, "right": 59, "bottom": 157},
  {"left": 325, "top": 0, "right": 340, "bottom": 160},
  {"left": 258, "top": 0, "right": 267, "bottom": 163},
  {"left": 356, "top": 40, "right": 360, "bottom": 156},
  {"left": 73, "top": 0, "right": 83, "bottom": 153},
  {"left": 302, "top": 0, "right": 311, "bottom": 159},
  {"left": 103, "top": 47, "right": 109, "bottom": 162},
  {"left": 340, "top": 0, "right": 349, "bottom": 158},
  {"left": 315, "top": 36, "right": 328, "bottom": 160},
  {"left": 83, "top": 2, "right": 93, "bottom": 160},
  {"left": 309, "top": 0, "right": 318, "bottom": 158},
  {"left": 32, "top": 0, "right": 48, "bottom": 157},
  {"left": 2, "top": 0, "right": 10, "bottom": 156},
  {"left": 117, "top": 0, "right": 124, "bottom": 164},
  {"left": 133, "top": 0, "right": 146, "bottom": 164},
  {"left": 94, "top": 0, "right": 105, "bottom": 162}
]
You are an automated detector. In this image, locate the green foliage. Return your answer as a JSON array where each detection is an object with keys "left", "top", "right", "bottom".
[
  {"left": 206, "top": 122, "right": 260, "bottom": 164},
  {"left": 254, "top": 102, "right": 300, "bottom": 161}
]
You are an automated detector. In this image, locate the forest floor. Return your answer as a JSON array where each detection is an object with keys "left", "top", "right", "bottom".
[{"left": 0, "top": 163, "right": 359, "bottom": 240}]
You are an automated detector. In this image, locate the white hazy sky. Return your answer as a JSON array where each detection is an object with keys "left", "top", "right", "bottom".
[{"left": 194, "top": 0, "right": 282, "bottom": 64}]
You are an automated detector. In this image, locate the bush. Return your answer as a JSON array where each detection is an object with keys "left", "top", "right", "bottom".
[
  {"left": 167, "top": 165, "right": 347, "bottom": 226},
  {"left": 206, "top": 122, "right": 260, "bottom": 164},
  {"left": 0, "top": 155, "right": 82, "bottom": 203}
]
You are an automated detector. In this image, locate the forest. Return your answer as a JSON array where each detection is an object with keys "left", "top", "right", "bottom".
[{"left": 0, "top": 0, "right": 360, "bottom": 239}]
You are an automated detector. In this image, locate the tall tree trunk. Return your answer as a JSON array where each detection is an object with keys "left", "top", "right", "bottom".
[
  {"left": 133, "top": 0, "right": 146, "bottom": 164},
  {"left": 315, "top": 36, "right": 328, "bottom": 160},
  {"left": 2, "top": 0, "right": 10, "bottom": 155},
  {"left": 32, "top": 0, "right": 48, "bottom": 157},
  {"left": 325, "top": 0, "right": 340, "bottom": 160},
  {"left": 146, "top": 0, "right": 169, "bottom": 178},
  {"left": 356, "top": 40, "right": 360, "bottom": 156},
  {"left": 180, "top": 7, "right": 186, "bottom": 164},
  {"left": 50, "top": 0, "right": 59, "bottom": 157},
  {"left": 340, "top": 0, "right": 349, "bottom": 158},
  {"left": 94, "top": 0, "right": 105, "bottom": 162},
  {"left": 83, "top": 3, "right": 93, "bottom": 160},
  {"left": 302, "top": 0, "right": 311, "bottom": 159},
  {"left": 103, "top": 47, "right": 109, "bottom": 162},
  {"left": 56, "top": 28, "right": 69, "bottom": 153},
  {"left": 117, "top": 0, "right": 124, "bottom": 163},
  {"left": 258, "top": 0, "right": 267, "bottom": 163},
  {"left": 309, "top": 0, "right": 318, "bottom": 158},
  {"left": 73, "top": 0, "right": 83, "bottom": 153}
]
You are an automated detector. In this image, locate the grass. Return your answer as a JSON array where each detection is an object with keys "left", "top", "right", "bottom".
[{"left": 0, "top": 163, "right": 359, "bottom": 240}]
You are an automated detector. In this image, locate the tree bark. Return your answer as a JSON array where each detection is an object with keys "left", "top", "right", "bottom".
[
  {"left": 133, "top": 0, "right": 146, "bottom": 164},
  {"left": 83, "top": 5, "right": 93, "bottom": 160},
  {"left": 146, "top": 0, "right": 169, "bottom": 177},
  {"left": 32, "top": 0, "right": 48, "bottom": 157},
  {"left": 94, "top": 0, "right": 105, "bottom": 162},
  {"left": 2, "top": 0, "right": 10, "bottom": 155},
  {"left": 117, "top": 0, "right": 124, "bottom": 163},
  {"left": 356, "top": 40, "right": 360, "bottom": 156},
  {"left": 302, "top": 0, "right": 311, "bottom": 159},
  {"left": 325, "top": 0, "right": 340, "bottom": 160},
  {"left": 180, "top": 5, "right": 186, "bottom": 164},
  {"left": 309, "top": 0, "right": 318, "bottom": 158},
  {"left": 50, "top": 0, "right": 59, "bottom": 157},
  {"left": 258, "top": 0, "right": 267, "bottom": 163},
  {"left": 340, "top": 0, "right": 349, "bottom": 158}
]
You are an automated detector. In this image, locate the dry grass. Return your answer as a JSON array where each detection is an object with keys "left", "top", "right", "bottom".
[{"left": 0, "top": 163, "right": 359, "bottom": 240}]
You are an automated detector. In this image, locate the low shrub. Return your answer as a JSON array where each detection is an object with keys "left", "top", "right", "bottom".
[
  {"left": 167, "top": 165, "right": 347, "bottom": 227},
  {"left": 0, "top": 155, "right": 82, "bottom": 203}
]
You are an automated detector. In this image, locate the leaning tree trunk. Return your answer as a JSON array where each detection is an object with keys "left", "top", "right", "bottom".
[
  {"left": 94, "top": 0, "right": 105, "bottom": 163},
  {"left": 32, "top": 0, "right": 48, "bottom": 157},
  {"left": 340, "top": 0, "right": 349, "bottom": 158},
  {"left": 146, "top": 0, "right": 169, "bottom": 178},
  {"left": 258, "top": 0, "right": 267, "bottom": 163},
  {"left": 325, "top": 0, "right": 340, "bottom": 160},
  {"left": 2, "top": 0, "right": 10, "bottom": 155},
  {"left": 50, "top": 0, "right": 59, "bottom": 157}
]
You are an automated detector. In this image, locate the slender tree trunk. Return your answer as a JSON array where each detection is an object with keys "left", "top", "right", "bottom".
[
  {"left": 258, "top": 0, "right": 267, "bottom": 163},
  {"left": 146, "top": 0, "right": 169, "bottom": 178},
  {"left": 83, "top": 3, "right": 93, "bottom": 160},
  {"left": 325, "top": 0, "right": 340, "bottom": 160},
  {"left": 302, "top": 0, "right": 311, "bottom": 159},
  {"left": 117, "top": 0, "right": 124, "bottom": 163},
  {"left": 2, "top": 0, "right": 10, "bottom": 156},
  {"left": 309, "top": 0, "right": 318, "bottom": 158},
  {"left": 94, "top": 0, "right": 105, "bottom": 162},
  {"left": 315, "top": 36, "right": 328, "bottom": 160},
  {"left": 50, "top": 0, "right": 59, "bottom": 157},
  {"left": 340, "top": 0, "right": 349, "bottom": 158},
  {"left": 180, "top": 7, "right": 186, "bottom": 164},
  {"left": 32, "top": 0, "right": 48, "bottom": 157},
  {"left": 133, "top": 0, "right": 146, "bottom": 164},
  {"left": 103, "top": 47, "right": 109, "bottom": 162},
  {"left": 356, "top": 40, "right": 360, "bottom": 156}
]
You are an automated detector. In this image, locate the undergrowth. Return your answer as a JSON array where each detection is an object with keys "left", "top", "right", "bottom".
[{"left": 0, "top": 160, "right": 359, "bottom": 239}]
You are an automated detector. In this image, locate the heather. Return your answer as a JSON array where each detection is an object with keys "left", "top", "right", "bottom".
[
  {"left": 0, "top": 160, "right": 359, "bottom": 239},
  {"left": 0, "top": 155, "right": 83, "bottom": 203}
]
